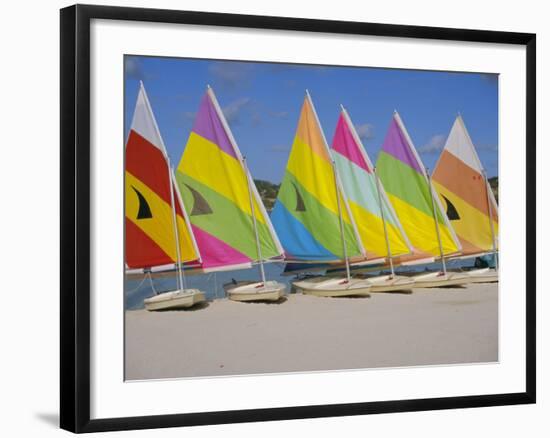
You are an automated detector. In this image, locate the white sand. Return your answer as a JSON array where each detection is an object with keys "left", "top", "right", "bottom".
[{"left": 125, "top": 283, "right": 497, "bottom": 380}]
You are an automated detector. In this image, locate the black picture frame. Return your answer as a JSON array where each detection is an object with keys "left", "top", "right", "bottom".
[{"left": 60, "top": 4, "right": 536, "bottom": 433}]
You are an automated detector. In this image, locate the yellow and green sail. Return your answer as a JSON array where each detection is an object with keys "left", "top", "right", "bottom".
[
  {"left": 271, "top": 93, "right": 364, "bottom": 262},
  {"left": 175, "top": 87, "right": 284, "bottom": 272},
  {"left": 376, "top": 112, "right": 461, "bottom": 260},
  {"left": 331, "top": 108, "right": 412, "bottom": 260}
]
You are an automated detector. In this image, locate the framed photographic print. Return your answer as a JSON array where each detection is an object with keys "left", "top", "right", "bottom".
[{"left": 60, "top": 4, "right": 536, "bottom": 433}]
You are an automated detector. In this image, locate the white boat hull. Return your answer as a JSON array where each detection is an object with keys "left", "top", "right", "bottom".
[
  {"left": 293, "top": 276, "right": 371, "bottom": 297},
  {"left": 144, "top": 289, "right": 206, "bottom": 311},
  {"left": 412, "top": 271, "right": 470, "bottom": 288},
  {"left": 466, "top": 268, "right": 499, "bottom": 283},
  {"left": 363, "top": 275, "right": 415, "bottom": 293},
  {"left": 224, "top": 280, "right": 287, "bottom": 302}
]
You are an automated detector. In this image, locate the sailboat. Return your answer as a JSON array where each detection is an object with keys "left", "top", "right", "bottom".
[
  {"left": 376, "top": 111, "right": 469, "bottom": 287},
  {"left": 431, "top": 115, "right": 499, "bottom": 283},
  {"left": 175, "top": 86, "right": 287, "bottom": 302},
  {"left": 271, "top": 91, "right": 372, "bottom": 297},
  {"left": 331, "top": 106, "right": 415, "bottom": 292},
  {"left": 125, "top": 82, "right": 206, "bottom": 310}
]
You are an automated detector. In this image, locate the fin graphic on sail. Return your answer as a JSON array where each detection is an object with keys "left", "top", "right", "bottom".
[
  {"left": 184, "top": 184, "right": 214, "bottom": 216},
  {"left": 292, "top": 183, "right": 307, "bottom": 212},
  {"left": 442, "top": 195, "right": 460, "bottom": 220},
  {"left": 131, "top": 186, "right": 153, "bottom": 219}
]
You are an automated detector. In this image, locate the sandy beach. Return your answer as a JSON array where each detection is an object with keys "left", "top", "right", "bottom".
[{"left": 125, "top": 283, "right": 497, "bottom": 380}]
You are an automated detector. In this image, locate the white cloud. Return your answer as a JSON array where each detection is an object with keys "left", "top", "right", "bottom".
[
  {"left": 208, "top": 62, "right": 252, "bottom": 90},
  {"left": 124, "top": 57, "right": 154, "bottom": 81},
  {"left": 355, "top": 123, "right": 375, "bottom": 140},
  {"left": 418, "top": 134, "right": 446, "bottom": 154},
  {"left": 222, "top": 97, "right": 252, "bottom": 124}
]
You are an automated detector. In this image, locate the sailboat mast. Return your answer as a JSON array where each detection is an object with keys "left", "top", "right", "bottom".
[
  {"left": 243, "top": 156, "right": 266, "bottom": 284},
  {"left": 483, "top": 169, "right": 499, "bottom": 270},
  {"left": 427, "top": 169, "right": 447, "bottom": 274},
  {"left": 374, "top": 167, "right": 395, "bottom": 277},
  {"left": 332, "top": 164, "right": 351, "bottom": 281},
  {"left": 167, "top": 158, "right": 187, "bottom": 290}
]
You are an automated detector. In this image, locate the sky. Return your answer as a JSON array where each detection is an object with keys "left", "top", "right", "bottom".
[{"left": 124, "top": 55, "right": 498, "bottom": 182}]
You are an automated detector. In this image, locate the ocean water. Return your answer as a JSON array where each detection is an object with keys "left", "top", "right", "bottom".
[
  {"left": 125, "top": 263, "right": 291, "bottom": 310},
  {"left": 124, "top": 258, "right": 479, "bottom": 310}
]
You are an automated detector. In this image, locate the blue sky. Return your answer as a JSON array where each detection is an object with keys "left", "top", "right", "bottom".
[{"left": 124, "top": 55, "right": 498, "bottom": 182}]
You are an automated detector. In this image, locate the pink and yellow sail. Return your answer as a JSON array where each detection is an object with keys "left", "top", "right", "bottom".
[
  {"left": 331, "top": 107, "right": 412, "bottom": 261},
  {"left": 175, "top": 87, "right": 284, "bottom": 272},
  {"left": 432, "top": 115, "right": 498, "bottom": 257}
]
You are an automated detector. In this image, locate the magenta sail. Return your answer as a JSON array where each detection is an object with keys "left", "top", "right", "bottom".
[
  {"left": 331, "top": 114, "right": 371, "bottom": 173},
  {"left": 190, "top": 225, "right": 251, "bottom": 269}
]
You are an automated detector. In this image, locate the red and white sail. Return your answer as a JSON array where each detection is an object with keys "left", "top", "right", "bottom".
[{"left": 125, "top": 82, "right": 200, "bottom": 270}]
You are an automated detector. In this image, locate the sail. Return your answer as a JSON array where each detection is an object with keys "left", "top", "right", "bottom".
[
  {"left": 376, "top": 112, "right": 461, "bottom": 259},
  {"left": 431, "top": 115, "right": 498, "bottom": 256},
  {"left": 271, "top": 93, "right": 364, "bottom": 262},
  {"left": 125, "top": 82, "right": 199, "bottom": 270},
  {"left": 175, "top": 87, "right": 284, "bottom": 272},
  {"left": 332, "top": 109, "right": 412, "bottom": 260}
]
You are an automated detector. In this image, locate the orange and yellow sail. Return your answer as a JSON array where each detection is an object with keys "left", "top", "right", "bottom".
[
  {"left": 271, "top": 92, "right": 364, "bottom": 262},
  {"left": 125, "top": 82, "right": 199, "bottom": 270},
  {"left": 432, "top": 115, "right": 498, "bottom": 256}
]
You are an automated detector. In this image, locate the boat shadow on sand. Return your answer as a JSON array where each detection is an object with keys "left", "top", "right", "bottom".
[
  {"left": 234, "top": 296, "right": 289, "bottom": 305},
  {"left": 328, "top": 295, "right": 372, "bottom": 299},
  {"left": 413, "top": 284, "right": 468, "bottom": 290},
  {"left": 374, "top": 289, "right": 414, "bottom": 295},
  {"left": 153, "top": 301, "right": 211, "bottom": 312}
]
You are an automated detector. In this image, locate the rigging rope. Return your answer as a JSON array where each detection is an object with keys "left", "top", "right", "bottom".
[
  {"left": 125, "top": 273, "right": 149, "bottom": 295},
  {"left": 147, "top": 272, "right": 160, "bottom": 295}
]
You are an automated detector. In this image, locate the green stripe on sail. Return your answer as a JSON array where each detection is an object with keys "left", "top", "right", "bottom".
[
  {"left": 377, "top": 151, "right": 447, "bottom": 225},
  {"left": 175, "top": 172, "right": 280, "bottom": 260},
  {"left": 278, "top": 170, "right": 362, "bottom": 259}
]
